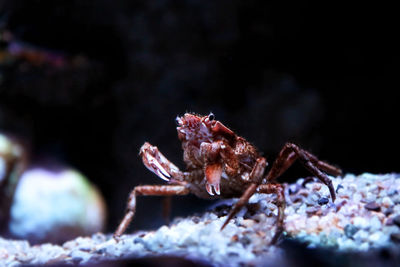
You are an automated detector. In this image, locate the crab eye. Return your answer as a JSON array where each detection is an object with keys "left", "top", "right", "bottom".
[
  {"left": 208, "top": 113, "right": 215, "bottom": 121},
  {"left": 175, "top": 116, "right": 181, "bottom": 126}
]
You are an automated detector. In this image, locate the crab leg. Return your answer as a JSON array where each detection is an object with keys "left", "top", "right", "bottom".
[
  {"left": 257, "top": 183, "right": 286, "bottom": 244},
  {"left": 162, "top": 196, "right": 172, "bottom": 223},
  {"left": 265, "top": 143, "right": 341, "bottom": 201},
  {"left": 221, "top": 157, "right": 267, "bottom": 230},
  {"left": 114, "top": 185, "right": 189, "bottom": 239},
  {"left": 303, "top": 150, "right": 342, "bottom": 177}
]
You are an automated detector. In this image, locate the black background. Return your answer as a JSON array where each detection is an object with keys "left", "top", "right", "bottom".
[{"left": 0, "top": 0, "right": 398, "bottom": 232}]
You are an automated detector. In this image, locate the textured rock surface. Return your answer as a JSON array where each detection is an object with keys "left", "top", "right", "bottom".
[
  {"left": 1, "top": 173, "right": 400, "bottom": 266},
  {"left": 9, "top": 168, "right": 106, "bottom": 244}
]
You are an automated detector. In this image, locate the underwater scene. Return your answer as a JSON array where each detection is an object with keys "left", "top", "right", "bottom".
[{"left": 0, "top": 1, "right": 398, "bottom": 266}]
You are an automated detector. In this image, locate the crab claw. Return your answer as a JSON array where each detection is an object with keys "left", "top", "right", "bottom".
[
  {"left": 152, "top": 158, "right": 171, "bottom": 181},
  {"left": 140, "top": 142, "right": 177, "bottom": 182},
  {"left": 205, "top": 163, "right": 223, "bottom": 195},
  {"left": 144, "top": 154, "right": 171, "bottom": 181}
]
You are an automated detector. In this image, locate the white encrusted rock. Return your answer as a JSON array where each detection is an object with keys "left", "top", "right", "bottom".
[{"left": 9, "top": 168, "right": 106, "bottom": 243}]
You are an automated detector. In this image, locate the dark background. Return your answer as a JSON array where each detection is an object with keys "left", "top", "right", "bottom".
[{"left": 0, "top": 0, "right": 398, "bottom": 232}]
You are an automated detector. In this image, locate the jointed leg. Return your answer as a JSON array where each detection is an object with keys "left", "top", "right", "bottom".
[
  {"left": 221, "top": 157, "right": 267, "bottom": 230},
  {"left": 114, "top": 185, "right": 189, "bottom": 239},
  {"left": 303, "top": 150, "right": 342, "bottom": 177},
  {"left": 162, "top": 196, "right": 172, "bottom": 224},
  {"left": 265, "top": 143, "right": 341, "bottom": 201},
  {"left": 265, "top": 150, "right": 298, "bottom": 181},
  {"left": 257, "top": 183, "right": 285, "bottom": 244}
]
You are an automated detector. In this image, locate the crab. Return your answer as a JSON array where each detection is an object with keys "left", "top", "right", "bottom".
[{"left": 114, "top": 113, "right": 342, "bottom": 243}]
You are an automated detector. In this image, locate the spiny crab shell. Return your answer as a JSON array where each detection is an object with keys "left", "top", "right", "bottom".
[
  {"left": 140, "top": 112, "right": 260, "bottom": 197},
  {"left": 176, "top": 113, "right": 234, "bottom": 146}
]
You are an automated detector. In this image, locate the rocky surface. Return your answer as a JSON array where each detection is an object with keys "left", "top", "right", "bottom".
[{"left": 1, "top": 173, "right": 400, "bottom": 266}]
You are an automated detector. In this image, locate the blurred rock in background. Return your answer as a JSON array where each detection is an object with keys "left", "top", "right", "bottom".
[
  {"left": 9, "top": 167, "right": 106, "bottom": 244},
  {"left": 0, "top": 0, "right": 398, "bottom": 234},
  {"left": 1, "top": 133, "right": 106, "bottom": 244},
  {"left": 0, "top": 132, "right": 26, "bottom": 236}
]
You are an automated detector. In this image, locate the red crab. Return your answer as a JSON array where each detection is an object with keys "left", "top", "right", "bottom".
[{"left": 114, "top": 113, "right": 342, "bottom": 243}]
